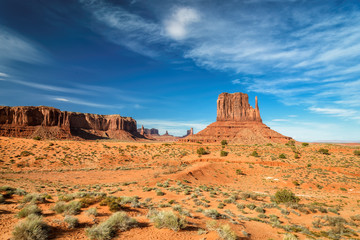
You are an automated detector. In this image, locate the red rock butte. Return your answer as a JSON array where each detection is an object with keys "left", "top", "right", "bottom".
[
  {"left": 179, "top": 92, "right": 292, "bottom": 144},
  {"left": 0, "top": 106, "right": 139, "bottom": 140}
]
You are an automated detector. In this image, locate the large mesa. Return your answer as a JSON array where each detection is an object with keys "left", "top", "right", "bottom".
[
  {"left": 179, "top": 92, "right": 292, "bottom": 144},
  {"left": 0, "top": 106, "right": 138, "bottom": 140}
]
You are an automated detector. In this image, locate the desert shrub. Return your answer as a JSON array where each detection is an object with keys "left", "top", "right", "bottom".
[
  {"left": 283, "top": 233, "right": 298, "bottom": 240},
  {"left": 302, "top": 142, "right": 309, "bottom": 147},
  {"left": 17, "top": 204, "right": 42, "bottom": 218},
  {"left": 294, "top": 153, "right": 300, "bottom": 159},
  {"left": 86, "top": 211, "right": 137, "bottom": 239},
  {"left": 100, "top": 197, "right": 122, "bottom": 212},
  {"left": 246, "top": 203, "right": 256, "bottom": 210},
  {"left": 156, "top": 189, "right": 165, "bottom": 196},
  {"left": 221, "top": 140, "right": 228, "bottom": 146},
  {"left": 0, "top": 194, "right": 4, "bottom": 203},
  {"left": 52, "top": 200, "right": 82, "bottom": 215},
  {"left": 250, "top": 151, "right": 259, "bottom": 157},
  {"left": 80, "top": 196, "right": 103, "bottom": 207},
  {"left": 33, "top": 136, "right": 41, "bottom": 140},
  {"left": 86, "top": 208, "right": 98, "bottom": 217},
  {"left": 197, "top": 147, "right": 209, "bottom": 156},
  {"left": 204, "top": 209, "right": 220, "bottom": 219},
  {"left": 220, "top": 151, "right": 228, "bottom": 157},
  {"left": 64, "top": 215, "right": 79, "bottom": 228},
  {"left": 236, "top": 169, "right": 244, "bottom": 175},
  {"left": 12, "top": 214, "right": 50, "bottom": 240},
  {"left": 22, "top": 193, "right": 48, "bottom": 204},
  {"left": 354, "top": 150, "right": 360, "bottom": 156},
  {"left": 279, "top": 154, "right": 286, "bottom": 159},
  {"left": 350, "top": 214, "right": 360, "bottom": 221},
  {"left": 255, "top": 206, "right": 265, "bottom": 213},
  {"left": 148, "top": 210, "right": 187, "bottom": 231},
  {"left": 273, "top": 189, "right": 299, "bottom": 204},
  {"left": 318, "top": 148, "right": 330, "bottom": 155},
  {"left": 216, "top": 224, "right": 237, "bottom": 240}
]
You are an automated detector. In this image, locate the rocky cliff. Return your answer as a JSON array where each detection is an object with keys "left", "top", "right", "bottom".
[
  {"left": 217, "top": 92, "right": 261, "bottom": 122},
  {"left": 137, "top": 127, "right": 160, "bottom": 136},
  {"left": 179, "top": 92, "right": 292, "bottom": 144},
  {"left": 0, "top": 106, "right": 138, "bottom": 140}
]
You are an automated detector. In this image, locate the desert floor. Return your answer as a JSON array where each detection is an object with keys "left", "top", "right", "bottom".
[{"left": 0, "top": 137, "right": 360, "bottom": 240}]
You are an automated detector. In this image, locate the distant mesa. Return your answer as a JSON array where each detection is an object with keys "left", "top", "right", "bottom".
[
  {"left": 179, "top": 92, "right": 292, "bottom": 144},
  {"left": 137, "top": 126, "right": 180, "bottom": 141},
  {"left": 0, "top": 106, "right": 140, "bottom": 140},
  {"left": 137, "top": 126, "right": 160, "bottom": 136}
]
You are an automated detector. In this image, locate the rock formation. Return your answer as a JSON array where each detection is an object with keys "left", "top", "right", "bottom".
[
  {"left": 179, "top": 92, "right": 292, "bottom": 144},
  {"left": 0, "top": 106, "right": 139, "bottom": 140},
  {"left": 137, "top": 127, "right": 160, "bottom": 136}
]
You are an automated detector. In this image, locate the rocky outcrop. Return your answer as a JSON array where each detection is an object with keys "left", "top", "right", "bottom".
[
  {"left": 137, "top": 127, "right": 160, "bottom": 136},
  {"left": 179, "top": 92, "right": 292, "bottom": 144},
  {"left": 217, "top": 92, "right": 261, "bottom": 122},
  {"left": 0, "top": 106, "right": 138, "bottom": 140}
]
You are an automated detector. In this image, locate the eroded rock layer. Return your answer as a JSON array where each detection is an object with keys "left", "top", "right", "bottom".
[
  {"left": 0, "top": 106, "right": 138, "bottom": 140},
  {"left": 179, "top": 92, "right": 292, "bottom": 144}
]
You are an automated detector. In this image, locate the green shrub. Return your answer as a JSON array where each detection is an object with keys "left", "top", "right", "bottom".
[
  {"left": 236, "top": 169, "right": 244, "bottom": 175},
  {"left": 203, "top": 209, "right": 220, "bottom": 219},
  {"left": 148, "top": 210, "right": 187, "bottom": 231},
  {"left": 86, "top": 211, "right": 137, "bottom": 239},
  {"left": 354, "top": 150, "right": 360, "bottom": 156},
  {"left": 273, "top": 189, "right": 299, "bottom": 204},
  {"left": 221, "top": 140, "right": 228, "bottom": 146},
  {"left": 283, "top": 233, "right": 298, "bottom": 240},
  {"left": 216, "top": 224, "right": 237, "bottom": 240},
  {"left": 64, "top": 215, "right": 79, "bottom": 228},
  {"left": 279, "top": 154, "right": 286, "bottom": 159},
  {"left": 302, "top": 142, "right": 309, "bottom": 147},
  {"left": 22, "top": 193, "right": 48, "bottom": 203},
  {"left": 33, "top": 136, "right": 41, "bottom": 141},
  {"left": 52, "top": 200, "right": 82, "bottom": 215},
  {"left": 197, "top": 147, "right": 209, "bottom": 156},
  {"left": 285, "top": 140, "right": 295, "bottom": 146},
  {"left": 220, "top": 151, "right": 228, "bottom": 157},
  {"left": 86, "top": 208, "right": 98, "bottom": 217},
  {"left": 0, "top": 194, "right": 4, "bottom": 203},
  {"left": 12, "top": 214, "right": 50, "bottom": 240},
  {"left": 250, "top": 151, "right": 259, "bottom": 157},
  {"left": 17, "top": 204, "right": 42, "bottom": 218},
  {"left": 318, "top": 148, "right": 330, "bottom": 155}
]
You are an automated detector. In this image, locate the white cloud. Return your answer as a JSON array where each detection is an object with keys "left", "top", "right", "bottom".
[
  {"left": 0, "top": 27, "right": 47, "bottom": 64},
  {"left": 51, "top": 96, "right": 124, "bottom": 109},
  {"left": 232, "top": 79, "right": 240, "bottom": 84},
  {"left": 0, "top": 72, "right": 8, "bottom": 77},
  {"left": 309, "top": 107, "right": 358, "bottom": 118},
  {"left": 164, "top": 7, "right": 200, "bottom": 40},
  {"left": 54, "top": 98, "right": 70, "bottom": 102}
]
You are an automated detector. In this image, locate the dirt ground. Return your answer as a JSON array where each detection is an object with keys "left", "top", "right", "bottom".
[{"left": 0, "top": 137, "right": 360, "bottom": 240}]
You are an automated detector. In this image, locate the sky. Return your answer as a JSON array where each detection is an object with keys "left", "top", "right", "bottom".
[{"left": 0, "top": 0, "right": 360, "bottom": 142}]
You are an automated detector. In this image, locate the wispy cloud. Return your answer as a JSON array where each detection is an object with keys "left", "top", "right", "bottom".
[
  {"left": 51, "top": 96, "right": 125, "bottom": 109},
  {"left": 232, "top": 79, "right": 240, "bottom": 84},
  {"left": 309, "top": 107, "right": 358, "bottom": 119},
  {"left": 0, "top": 27, "right": 47, "bottom": 64}
]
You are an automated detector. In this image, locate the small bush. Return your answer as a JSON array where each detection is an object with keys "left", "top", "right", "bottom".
[
  {"left": 64, "top": 215, "right": 79, "bottom": 228},
  {"left": 220, "top": 151, "right": 228, "bottom": 157},
  {"left": 33, "top": 136, "right": 41, "bottom": 141},
  {"left": 17, "top": 204, "right": 42, "bottom": 218},
  {"left": 236, "top": 169, "right": 244, "bottom": 175},
  {"left": 52, "top": 200, "right": 82, "bottom": 215},
  {"left": 148, "top": 210, "right": 187, "bottom": 231},
  {"left": 283, "top": 233, "right": 298, "bottom": 240},
  {"left": 216, "top": 224, "right": 237, "bottom": 240},
  {"left": 221, "top": 140, "right": 228, "bottom": 146},
  {"left": 279, "top": 154, "right": 286, "bottom": 159},
  {"left": 197, "top": 147, "right": 209, "bottom": 156},
  {"left": 354, "top": 150, "right": 360, "bottom": 156},
  {"left": 86, "top": 211, "right": 137, "bottom": 239},
  {"left": 204, "top": 209, "right": 220, "bottom": 219},
  {"left": 22, "top": 193, "right": 48, "bottom": 204},
  {"left": 250, "top": 151, "right": 259, "bottom": 157},
  {"left": 302, "top": 142, "right": 309, "bottom": 147},
  {"left": 12, "top": 214, "right": 50, "bottom": 240},
  {"left": 86, "top": 208, "right": 98, "bottom": 217},
  {"left": 273, "top": 189, "right": 299, "bottom": 204},
  {"left": 318, "top": 148, "right": 330, "bottom": 155},
  {"left": 0, "top": 194, "right": 5, "bottom": 203}
]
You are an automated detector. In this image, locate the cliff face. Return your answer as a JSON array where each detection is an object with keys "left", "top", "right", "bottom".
[
  {"left": 0, "top": 106, "right": 138, "bottom": 140},
  {"left": 216, "top": 92, "right": 262, "bottom": 122},
  {"left": 179, "top": 92, "right": 292, "bottom": 144},
  {"left": 137, "top": 127, "right": 160, "bottom": 136}
]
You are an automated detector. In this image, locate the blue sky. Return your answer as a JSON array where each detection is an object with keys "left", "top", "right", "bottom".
[{"left": 1, "top": 0, "right": 360, "bottom": 141}]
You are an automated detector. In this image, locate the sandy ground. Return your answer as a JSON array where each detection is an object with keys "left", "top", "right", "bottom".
[{"left": 0, "top": 137, "right": 360, "bottom": 240}]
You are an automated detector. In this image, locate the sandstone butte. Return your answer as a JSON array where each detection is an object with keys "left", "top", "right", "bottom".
[
  {"left": 0, "top": 106, "right": 139, "bottom": 140},
  {"left": 179, "top": 92, "right": 292, "bottom": 144}
]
